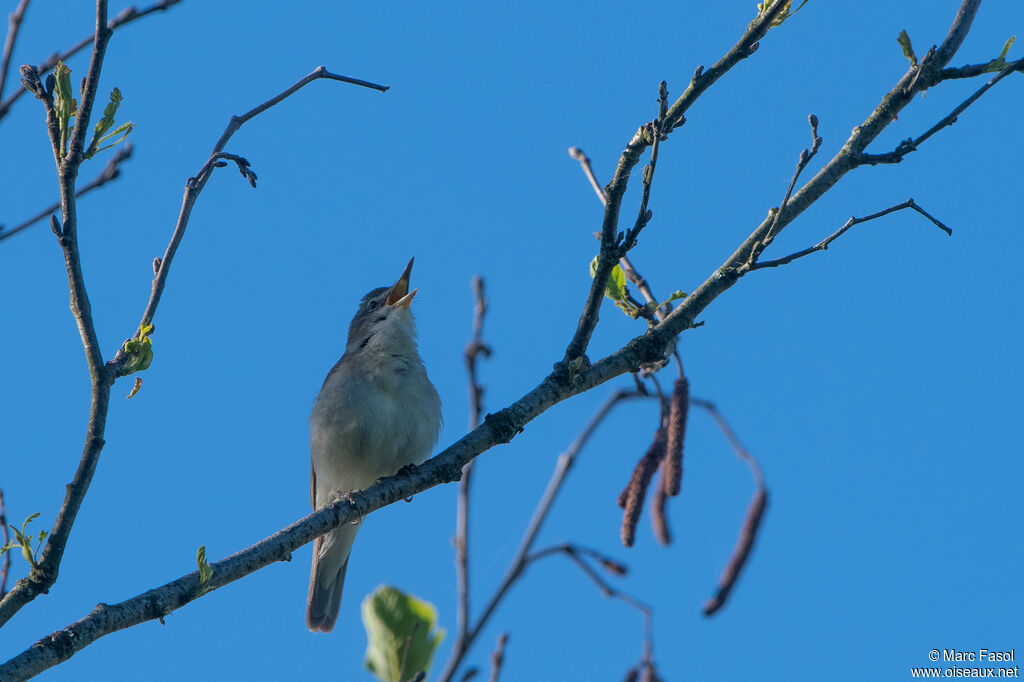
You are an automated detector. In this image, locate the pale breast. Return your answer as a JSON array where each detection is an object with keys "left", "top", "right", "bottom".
[{"left": 310, "top": 357, "right": 441, "bottom": 505}]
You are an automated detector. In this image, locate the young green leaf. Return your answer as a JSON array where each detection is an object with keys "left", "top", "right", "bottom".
[
  {"left": 897, "top": 30, "right": 918, "bottom": 66},
  {"left": 121, "top": 323, "right": 155, "bottom": 374},
  {"left": 998, "top": 35, "right": 1016, "bottom": 61},
  {"left": 53, "top": 62, "right": 77, "bottom": 158},
  {"left": 588, "top": 256, "right": 628, "bottom": 303},
  {"left": 756, "top": 0, "right": 808, "bottom": 28},
  {"left": 196, "top": 545, "right": 213, "bottom": 589},
  {"left": 984, "top": 35, "right": 1016, "bottom": 73},
  {"left": 362, "top": 586, "right": 445, "bottom": 682},
  {"left": 85, "top": 88, "right": 134, "bottom": 159}
]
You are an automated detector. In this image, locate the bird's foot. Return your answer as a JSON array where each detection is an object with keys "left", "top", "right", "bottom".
[{"left": 326, "top": 489, "right": 364, "bottom": 525}]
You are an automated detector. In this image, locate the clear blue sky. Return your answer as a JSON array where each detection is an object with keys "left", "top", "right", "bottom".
[{"left": 2, "top": 1, "right": 1021, "bottom": 680}]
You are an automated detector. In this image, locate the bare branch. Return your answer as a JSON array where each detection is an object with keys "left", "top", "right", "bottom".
[
  {"left": 690, "top": 398, "right": 765, "bottom": 488},
  {"left": 0, "top": 0, "right": 183, "bottom": 122},
  {"left": 488, "top": 633, "right": 508, "bottom": 682},
  {"left": 0, "top": 60, "right": 385, "bottom": 631},
  {"left": 755, "top": 113, "right": 823, "bottom": 256},
  {"left": 528, "top": 544, "right": 654, "bottom": 673},
  {"left": 439, "top": 389, "right": 644, "bottom": 682},
  {"left": 0, "top": 144, "right": 131, "bottom": 242},
  {"left": 568, "top": 146, "right": 606, "bottom": 203},
  {"left": 571, "top": 147, "right": 680, "bottom": 323},
  {"left": 750, "top": 198, "right": 951, "bottom": 271},
  {"left": 0, "top": 0, "right": 31, "bottom": 103},
  {"left": 0, "top": 489, "right": 11, "bottom": 599},
  {"left": 860, "top": 57, "right": 1024, "bottom": 165},
  {"left": 453, "top": 276, "right": 491, "bottom": 663},
  {"left": 107, "top": 66, "right": 387, "bottom": 373},
  {"left": 0, "top": 1, "right": 117, "bottom": 629},
  {"left": 562, "top": 0, "right": 790, "bottom": 365}
]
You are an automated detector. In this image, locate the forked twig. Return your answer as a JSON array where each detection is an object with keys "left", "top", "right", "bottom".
[
  {"left": 750, "top": 198, "right": 951, "bottom": 271},
  {"left": 0, "top": 144, "right": 132, "bottom": 242}
]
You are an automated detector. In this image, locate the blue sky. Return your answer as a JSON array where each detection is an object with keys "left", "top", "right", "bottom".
[{"left": 1, "top": 1, "right": 1021, "bottom": 680}]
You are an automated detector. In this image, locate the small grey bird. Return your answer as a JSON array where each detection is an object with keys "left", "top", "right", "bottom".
[{"left": 306, "top": 258, "right": 442, "bottom": 633}]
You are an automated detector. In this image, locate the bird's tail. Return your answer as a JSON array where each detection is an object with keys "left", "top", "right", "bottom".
[{"left": 306, "top": 523, "right": 360, "bottom": 632}]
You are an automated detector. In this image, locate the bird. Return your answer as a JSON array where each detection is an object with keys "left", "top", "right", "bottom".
[{"left": 306, "top": 258, "right": 442, "bottom": 633}]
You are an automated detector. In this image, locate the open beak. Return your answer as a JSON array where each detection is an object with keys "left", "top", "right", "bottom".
[{"left": 385, "top": 257, "right": 417, "bottom": 308}]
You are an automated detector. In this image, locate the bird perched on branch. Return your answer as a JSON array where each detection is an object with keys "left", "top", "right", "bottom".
[{"left": 306, "top": 258, "right": 442, "bottom": 633}]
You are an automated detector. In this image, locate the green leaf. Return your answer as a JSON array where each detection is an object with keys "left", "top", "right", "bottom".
[
  {"left": 984, "top": 35, "right": 1017, "bottom": 73},
  {"left": 998, "top": 35, "right": 1016, "bottom": 61},
  {"left": 897, "top": 30, "right": 918, "bottom": 66},
  {"left": 588, "top": 256, "right": 628, "bottom": 303},
  {"left": 362, "top": 586, "right": 445, "bottom": 682},
  {"left": 197, "top": 545, "right": 213, "bottom": 589},
  {"left": 85, "top": 88, "right": 133, "bottom": 159},
  {"left": 53, "top": 62, "right": 77, "bottom": 158},
  {"left": 121, "top": 323, "right": 155, "bottom": 374},
  {"left": 756, "top": 0, "right": 807, "bottom": 28}
]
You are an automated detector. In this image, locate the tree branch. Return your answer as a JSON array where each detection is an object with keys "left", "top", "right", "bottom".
[
  {"left": 0, "top": 0, "right": 30, "bottom": 104},
  {"left": 452, "top": 275, "right": 491, "bottom": 665},
  {"left": 749, "top": 198, "right": 952, "bottom": 270},
  {"left": 0, "top": 0, "right": 182, "bottom": 123},
  {"left": 0, "top": 0, "right": 1005, "bottom": 676},
  {"left": 439, "top": 389, "right": 644, "bottom": 682},
  {"left": 528, "top": 544, "right": 654, "bottom": 676},
  {"left": 0, "top": 144, "right": 131, "bottom": 242},
  {"left": 860, "top": 57, "right": 1024, "bottom": 165},
  {"left": 0, "top": 489, "right": 11, "bottom": 600},
  {"left": 487, "top": 632, "right": 508, "bottom": 682},
  {"left": 0, "top": 60, "right": 387, "bottom": 631},
  {"left": 561, "top": 0, "right": 790, "bottom": 365},
  {"left": 0, "top": 1, "right": 116, "bottom": 630},
  {"left": 106, "top": 65, "right": 387, "bottom": 374}
]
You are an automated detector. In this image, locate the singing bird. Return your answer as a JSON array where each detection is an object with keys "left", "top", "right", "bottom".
[{"left": 306, "top": 258, "right": 442, "bottom": 632}]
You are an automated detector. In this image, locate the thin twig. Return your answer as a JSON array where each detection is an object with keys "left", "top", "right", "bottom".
[
  {"left": 1, "top": 1, "right": 1004, "bottom": 676},
  {"left": 0, "top": 0, "right": 31, "bottom": 103},
  {"left": 0, "top": 56, "right": 385, "bottom": 632},
  {"left": 453, "top": 276, "right": 491, "bottom": 663},
  {"left": 572, "top": 149, "right": 675, "bottom": 322},
  {"left": 689, "top": 398, "right": 764, "bottom": 487},
  {"left": 567, "top": 147, "right": 606, "bottom": 203},
  {"left": 0, "top": 0, "right": 116, "bottom": 631},
  {"left": 439, "top": 389, "right": 644, "bottom": 682},
  {"left": 528, "top": 544, "right": 654, "bottom": 672},
  {"left": 749, "top": 198, "right": 951, "bottom": 271},
  {"left": 860, "top": 57, "right": 1024, "bottom": 165},
  {"left": 0, "top": 144, "right": 131, "bottom": 242},
  {"left": 488, "top": 633, "right": 508, "bottom": 682},
  {"left": 758, "top": 113, "right": 822, "bottom": 253},
  {"left": 561, "top": 0, "right": 789, "bottom": 365},
  {"left": 0, "top": 489, "right": 11, "bottom": 599},
  {"left": 107, "top": 66, "right": 387, "bottom": 370},
  {"left": 0, "top": 0, "right": 182, "bottom": 122}
]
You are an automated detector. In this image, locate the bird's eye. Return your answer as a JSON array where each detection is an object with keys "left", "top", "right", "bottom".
[{"left": 367, "top": 300, "right": 380, "bottom": 311}]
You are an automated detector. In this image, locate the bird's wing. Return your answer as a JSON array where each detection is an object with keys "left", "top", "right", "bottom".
[{"left": 310, "top": 460, "right": 317, "bottom": 509}]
